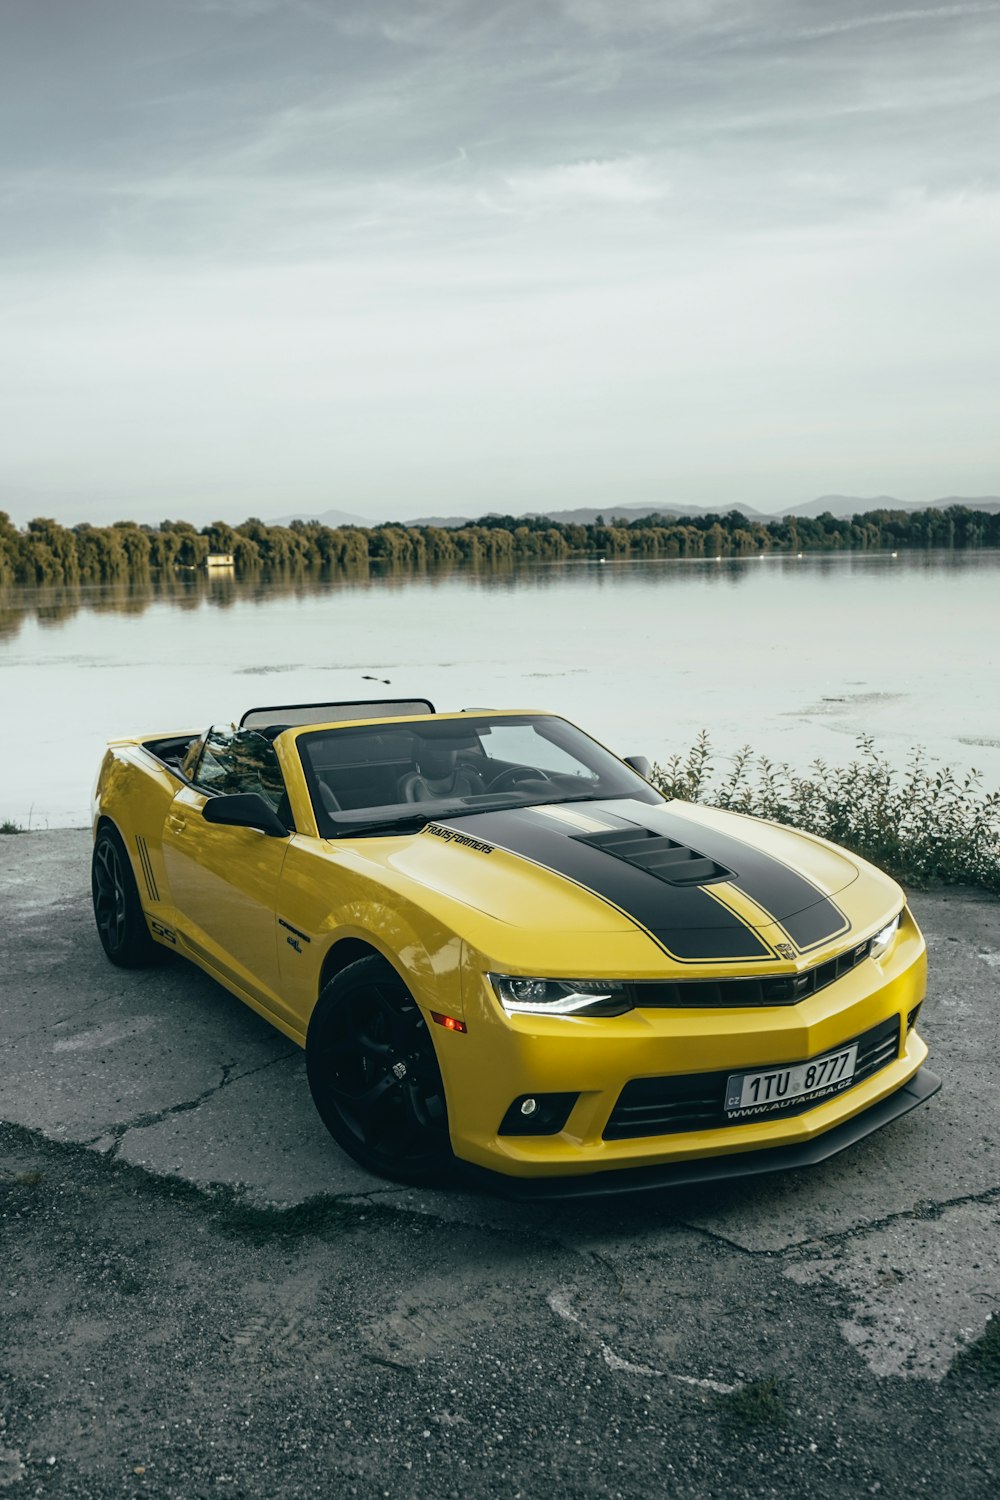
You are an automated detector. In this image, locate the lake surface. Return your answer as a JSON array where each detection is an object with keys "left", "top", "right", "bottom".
[{"left": 1, "top": 549, "right": 998, "bottom": 828}]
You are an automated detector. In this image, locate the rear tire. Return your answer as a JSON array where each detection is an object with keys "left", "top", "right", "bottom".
[
  {"left": 306, "top": 955, "right": 453, "bottom": 1184},
  {"left": 91, "top": 823, "right": 161, "bottom": 968}
]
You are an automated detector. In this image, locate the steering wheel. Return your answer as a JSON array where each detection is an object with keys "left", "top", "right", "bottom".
[{"left": 488, "top": 765, "right": 554, "bottom": 792}]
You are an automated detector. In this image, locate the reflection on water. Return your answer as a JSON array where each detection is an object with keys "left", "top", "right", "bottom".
[
  {"left": 2, "top": 549, "right": 998, "bottom": 827},
  {"left": 2, "top": 547, "right": 998, "bottom": 643},
  {"left": 0, "top": 562, "right": 498, "bottom": 638}
]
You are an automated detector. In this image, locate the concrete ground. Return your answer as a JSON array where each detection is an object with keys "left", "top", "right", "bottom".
[{"left": 1, "top": 830, "right": 998, "bottom": 1498}]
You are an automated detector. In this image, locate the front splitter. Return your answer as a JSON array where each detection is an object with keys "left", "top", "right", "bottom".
[{"left": 455, "top": 1066, "right": 942, "bottom": 1201}]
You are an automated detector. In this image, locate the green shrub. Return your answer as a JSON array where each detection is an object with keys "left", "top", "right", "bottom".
[
  {"left": 950, "top": 1314, "right": 1000, "bottom": 1385},
  {"left": 0, "top": 818, "right": 24, "bottom": 834},
  {"left": 717, "top": 1376, "right": 786, "bottom": 1430},
  {"left": 650, "top": 733, "right": 1000, "bottom": 894}
]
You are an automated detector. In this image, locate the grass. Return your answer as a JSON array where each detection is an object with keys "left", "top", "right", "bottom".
[
  {"left": 717, "top": 1376, "right": 787, "bottom": 1430},
  {"left": 650, "top": 733, "right": 1000, "bottom": 895},
  {"left": 0, "top": 1119, "right": 417, "bottom": 1248},
  {"left": 208, "top": 1192, "right": 403, "bottom": 1246},
  {"left": 950, "top": 1314, "right": 1000, "bottom": 1385}
]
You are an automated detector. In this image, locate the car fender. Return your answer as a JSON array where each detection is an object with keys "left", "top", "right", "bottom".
[
  {"left": 92, "top": 744, "right": 180, "bottom": 923},
  {"left": 276, "top": 876, "right": 466, "bottom": 1038}
]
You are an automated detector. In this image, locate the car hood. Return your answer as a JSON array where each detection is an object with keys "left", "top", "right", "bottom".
[{"left": 424, "top": 796, "right": 866, "bottom": 961}]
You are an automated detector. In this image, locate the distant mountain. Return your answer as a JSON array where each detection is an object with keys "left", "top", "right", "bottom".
[
  {"left": 400, "top": 514, "right": 477, "bottom": 527},
  {"left": 268, "top": 507, "right": 374, "bottom": 528},
  {"left": 404, "top": 502, "right": 772, "bottom": 527},
  {"left": 930, "top": 495, "right": 1000, "bottom": 513},
  {"left": 401, "top": 497, "right": 1000, "bottom": 527},
  {"left": 270, "top": 496, "right": 1000, "bottom": 531},
  {"left": 787, "top": 494, "right": 1000, "bottom": 519},
  {"left": 788, "top": 494, "right": 901, "bottom": 519},
  {"left": 395, "top": 498, "right": 1000, "bottom": 528}
]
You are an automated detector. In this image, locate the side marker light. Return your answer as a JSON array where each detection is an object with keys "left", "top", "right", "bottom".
[{"left": 431, "top": 1012, "right": 467, "bottom": 1033}]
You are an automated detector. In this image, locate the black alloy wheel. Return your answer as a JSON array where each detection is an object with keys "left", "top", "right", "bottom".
[
  {"left": 91, "top": 823, "right": 160, "bottom": 968},
  {"left": 306, "top": 955, "right": 453, "bottom": 1184}
]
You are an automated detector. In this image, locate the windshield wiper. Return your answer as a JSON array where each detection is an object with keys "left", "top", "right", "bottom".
[
  {"left": 552, "top": 792, "right": 640, "bottom": 805},
  {"left": 461, "top": 791, "right": 644, "bottom": 818},
  {"left": 329, "top": 813, "right": 434, "bottom": 839},
  {"left": 329, "top": 807, "right": 475, "bottom": 839}
]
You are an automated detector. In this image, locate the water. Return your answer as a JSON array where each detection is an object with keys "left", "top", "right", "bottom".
[{"left": 1, "top": 549, "right": 997, "bottom": 828}]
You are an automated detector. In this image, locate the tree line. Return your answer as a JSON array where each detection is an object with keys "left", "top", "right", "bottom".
[{"left": 2, "top": 505, "right": 999, "bottom": 586}]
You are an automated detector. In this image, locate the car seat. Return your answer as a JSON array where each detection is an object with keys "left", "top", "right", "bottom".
[{"left": 397, "top": 744, "right": 486, "bottom": 802}]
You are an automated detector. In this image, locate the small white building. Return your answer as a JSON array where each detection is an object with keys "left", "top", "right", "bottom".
[{"left": 205, "top": 552, "right": 235, "bottom": 568}]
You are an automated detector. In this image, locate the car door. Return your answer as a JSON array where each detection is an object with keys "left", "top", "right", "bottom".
[{"left": 161, "top": 726, "right": 293, "bottom": 1023}]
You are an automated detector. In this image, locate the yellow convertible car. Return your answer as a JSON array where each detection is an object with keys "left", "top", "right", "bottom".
[{"left": 91, "top": 699, "right": 938, "bottom": 1195}]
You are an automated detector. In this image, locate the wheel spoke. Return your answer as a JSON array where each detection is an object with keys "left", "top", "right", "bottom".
[
  {"left": 94, "top": 841, "right": 121, "bottom": 945},
  {"left": 401, "top": 1077, "right": 446, "bottom": 1133},
  {"left": 328, "top": 1070, "right": 404, "bottom": 1146},
  {"left": 368, "top": 982, "right": 415, "bottom": 1044},
  {"left": 330, "top": 1070, "right": 399, "bottom": 1114},
  {"left": 110, "top": 849, "right": 125, "bottom": 944}
]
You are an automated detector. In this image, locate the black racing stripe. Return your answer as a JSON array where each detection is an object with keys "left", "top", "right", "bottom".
[
  {"left": 438, "top": 808, "right": 771, "bottom": 963},
  {"left": 658, "top": 812, "right": 850, "bottom": 951},
  {"left": 135, "top": 835, "right": 158, "bottom": 902}
]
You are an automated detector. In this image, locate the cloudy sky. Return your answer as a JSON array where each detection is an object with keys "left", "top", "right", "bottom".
[{"left": 2, "top": 0, "right": 998, "bottom": 526}]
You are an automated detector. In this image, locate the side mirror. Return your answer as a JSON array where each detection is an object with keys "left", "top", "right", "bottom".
[
  {"left": 202, "top": 792, "right": 289, "bottom": 838},
  {"left": 624, "top": 755, "right": 651, "bottom": 779}
]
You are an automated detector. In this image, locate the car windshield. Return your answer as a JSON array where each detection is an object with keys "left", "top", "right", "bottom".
[{"left": 297, "top": 714, "right": 663, "bottom": 837}]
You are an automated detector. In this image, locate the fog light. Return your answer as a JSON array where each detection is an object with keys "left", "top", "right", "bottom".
[{"left": 499, "top": 1092, "right": 579, "bottom": 1136}]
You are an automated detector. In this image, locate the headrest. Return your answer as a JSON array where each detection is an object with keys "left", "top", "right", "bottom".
[{"left": 414, "top": 743, "right": 458, "bottom": 780}]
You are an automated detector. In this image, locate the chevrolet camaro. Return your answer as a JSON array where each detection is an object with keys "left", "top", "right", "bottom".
[{"left": 91, "top": 698, "right": 939, "bottom": 1195}]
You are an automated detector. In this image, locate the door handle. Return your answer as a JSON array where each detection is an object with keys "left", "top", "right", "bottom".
[{"left": 167, "top": 814, "right": 187, "bottom": 833}]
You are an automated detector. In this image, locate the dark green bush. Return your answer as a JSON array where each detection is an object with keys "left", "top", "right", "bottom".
[
  {"left": 650, "top": 733, "right": 1000, "bottom": 894},
  {"left": 949, "top": 1314, "right": 1000, "bottom": 1385},
  {"left": 717, "top": 1376, "right": 786, "bottom": 1430}
]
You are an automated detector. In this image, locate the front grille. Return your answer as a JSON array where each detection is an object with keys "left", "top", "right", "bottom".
[
  {"left": 622, "top": 934, "right": 877, "bottom": 1010},
  {"left": 603, "top": 1016, "right": 902, "bottom": 1140}
]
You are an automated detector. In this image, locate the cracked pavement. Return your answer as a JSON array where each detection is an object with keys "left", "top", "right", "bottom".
[{"left": 1, "top": 830, "right": 999, "bottom": 1497}]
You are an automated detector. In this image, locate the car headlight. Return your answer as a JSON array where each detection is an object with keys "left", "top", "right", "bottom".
[
  {"left": 869, "top": 913, "right": 902, "bottom": 962},
  {"left": 488, "top": 974, "right": 633, "bottom": 1017}
]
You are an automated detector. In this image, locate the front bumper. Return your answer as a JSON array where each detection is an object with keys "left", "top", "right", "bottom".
[
  {"left": 434, "top": 917, "right": 929, "bottom": 1179},
  {"left": 455, "top": 1065, "right": 941, "bottom": 1199}
]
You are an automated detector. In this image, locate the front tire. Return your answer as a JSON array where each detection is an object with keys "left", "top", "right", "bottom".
[
  {"left": 306, "top": 955, "right": 453, "bottom": 1184},
  {"left": 91, "top": 823, "right": 161, "bottom": 968}
]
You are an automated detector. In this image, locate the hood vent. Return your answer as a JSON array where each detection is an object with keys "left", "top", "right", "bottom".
[{"left": 573, "top": 827, "right": 734, "bottom": 887}]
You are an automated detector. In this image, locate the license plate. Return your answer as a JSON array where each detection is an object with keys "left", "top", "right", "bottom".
[{"left": 725, "top": 1043, "right": 858, "bottom": 1116}]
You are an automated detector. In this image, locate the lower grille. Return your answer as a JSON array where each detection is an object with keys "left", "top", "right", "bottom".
[{"left": 603, "top": 1016, "right": 902, "bottom": 1140}]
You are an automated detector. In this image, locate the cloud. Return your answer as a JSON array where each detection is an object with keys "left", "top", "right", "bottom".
[
  {"left": 1, "top": 0, "right": 999, "bottom": 518},
  {"left": 557, "top": 0, "right": 743, "bottom": 36},
  {"left": 795, "top": 3, "right": 1000, "bottom": 42},
  {"left": 500, "top": 157, "right": 667, "bottom": 209}
]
